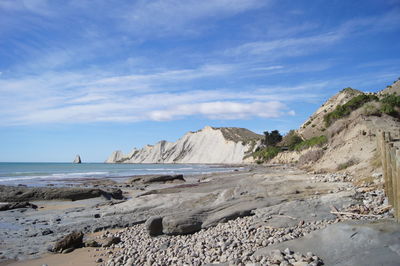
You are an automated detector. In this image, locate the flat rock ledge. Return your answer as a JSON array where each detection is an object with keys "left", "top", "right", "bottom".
[
  {"left": 0, "top": 185, "right": 123, "bottom": 202},
  {"left": 127, "top": 174, "right": 185, "bottom": 185}
]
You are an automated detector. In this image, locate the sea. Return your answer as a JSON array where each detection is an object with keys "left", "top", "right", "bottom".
[{"left": 0, "top": 162, "right": 240, "bottom": 187}]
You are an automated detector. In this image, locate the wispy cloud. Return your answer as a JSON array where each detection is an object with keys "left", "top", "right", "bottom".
[
  {"left": 225, "top": 9, "right": 400, "bottom": 59},
  {"left": 120, "top": 0, "right": 267, "bottom": 36},
  {"left": 227, "top": 32, "right": 343, "bottom": 57},
  {"left": 0, "top": 0, "right": 52, "bottom": 15}
]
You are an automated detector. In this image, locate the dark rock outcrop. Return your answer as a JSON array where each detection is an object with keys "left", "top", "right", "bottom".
[
  {"left": 0, "top": 202, "right": 37, "bottom": 211},
  {"left": 53, "top": 231, "right": 84, "bottom": 253},
  {"left": 0, "top": 186, "right": 123, "bottom": 202},
  {"left": 127, "top": 174, "right": 185, "bottom": 184}
]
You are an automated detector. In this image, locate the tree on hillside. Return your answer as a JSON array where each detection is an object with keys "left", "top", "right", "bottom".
[
  {"left": 263, "top": 130, "right": 282, "bottom": 147},
  {"left": 281, "top": 130, "right": 303, "bottom": 150}
]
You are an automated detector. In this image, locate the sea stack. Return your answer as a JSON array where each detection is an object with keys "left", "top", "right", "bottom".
[{"left": 73, "top": 155, "right": 81, "bottom": 164}]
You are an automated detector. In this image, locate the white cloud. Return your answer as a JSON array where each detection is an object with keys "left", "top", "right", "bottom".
[
  {"left": 148, "top": 101, "right": 287, "bottom": 121},
  {"left": 0, "top": 64, "right": 325, "bottom": 125}
]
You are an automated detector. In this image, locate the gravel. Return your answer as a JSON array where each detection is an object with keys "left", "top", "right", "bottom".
[{"left": 90, "top": 215, "right": 334, "bottom": 265}]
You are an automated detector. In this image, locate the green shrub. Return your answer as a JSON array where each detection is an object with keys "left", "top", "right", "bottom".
[
  {"left": 323, "top": 94, "right": 378, "bottom": 126},
  {"left": 294, "top": 135, "right": 327, "bottom": 151},
  {"left": 252, "top": 146, "right": 280, "bottom": 162},
  {"left": 362, "top": 103, "right": 380, "bottom": 116},
  {"left": 337, "top": 158, "right": 357, "bottom": 170},
  {"left": 379, "top": 94, "right": 400, "bottom": 116},
  {"left": 380, "top": 103, "right": 396, "bottom": 115},
  {"left": 285, "top": 131, "right": 303, "bottom": 150}
]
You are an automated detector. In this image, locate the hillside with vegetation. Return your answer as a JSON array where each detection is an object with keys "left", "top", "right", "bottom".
[{"left": 252, "top": 78, "right": 400, "bottom": 177}]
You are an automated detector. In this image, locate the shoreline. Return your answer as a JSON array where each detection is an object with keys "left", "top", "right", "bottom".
[
  {"left": 0, "top": 164, "right": 397, "bottom": 265},
  {"left": 0, "top": 163, "right": 249, "bottom": 188}
]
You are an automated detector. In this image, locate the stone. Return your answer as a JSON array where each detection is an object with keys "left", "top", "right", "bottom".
[
  {"left": 103, "top": 236, "right": 121, "bottom": 247},
  {"left": 53, "top": 231, "right": 84, "bottom": 253},
  {"left": 145, "top": 216, "right": 163, "bottom": 236},
  {"left": 62, "top": 247, "right": 75, "bottom": 254},
  {"left": 162, "top": 214, "right": 202, "bottom": 235},
  {"left": 41, "top": 229, "right": 53, "bottom": 236},
  {"left": 85, "top": 239, "right": 101, "bottom": 247}
]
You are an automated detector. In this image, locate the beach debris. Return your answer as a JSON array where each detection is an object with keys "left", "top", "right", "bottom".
[
  {"left": 145, "top": 216, "right": 163, "bottom": 236},
  {"left": 312, "top": 172, "right": 392, "bottom": 220},
  {"left": 0, "top": 202, "right": 37, "bottom": 211},
  {"left": 53, "top": 231, "right": 84, "bottom": 253}
]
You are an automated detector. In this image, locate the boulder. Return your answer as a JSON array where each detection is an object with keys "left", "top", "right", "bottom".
[
  {"left": 53, "top": 231, "right": 84, "bottom": 253},
  {"left": 145, "top": 216, "right": 163, "bottom": 236},
  {"left": 162, "top": 214, "right": 202, "bottom": 235}
]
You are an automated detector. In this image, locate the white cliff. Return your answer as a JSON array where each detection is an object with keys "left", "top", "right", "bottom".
[{"left": 105, "top": 126, "right": 262, "bottom": 164}]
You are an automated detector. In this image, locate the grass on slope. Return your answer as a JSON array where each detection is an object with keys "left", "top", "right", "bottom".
[
  {"left": 323, "top": 94, "right": 379, "bottom": 127},
  {"left": 252, "top": 146, "right": 280, "bottom": 164},
  {"left": 293, "top": 135, "right": 328, "bottom": 151}
]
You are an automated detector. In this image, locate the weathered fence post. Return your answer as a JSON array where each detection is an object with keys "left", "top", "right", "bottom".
[
  {"left": 390, "top": 144, "right": 397, "bottom": 217},
  {"left": 378, "top": 131, "right": 400, "bottom": 221},
  {"left": 384, "top": 132, "right": 394, "bottom": 206},
  {"left": 380, "top": 132, "right": 388, "bottom": 197},
  {"left": 395, "top": 149, "right": 400, "bottom": 222}
]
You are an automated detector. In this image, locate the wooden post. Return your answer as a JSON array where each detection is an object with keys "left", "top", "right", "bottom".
[
  {"left": 396, "top": 149, "right": 400, "bottom": 222},
  {"left": 390, "top": 145, "right": 397, "bottom": 219},
  {"left": 385, "top": 132, "right": 394, "bottom": 206},
  {"left": 381, "top": 132, "right": 389, "bottom": 197}
]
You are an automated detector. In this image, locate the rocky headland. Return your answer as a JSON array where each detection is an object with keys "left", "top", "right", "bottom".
[{"left": 105, "top": 126, "right": 262, "bottom": 164}]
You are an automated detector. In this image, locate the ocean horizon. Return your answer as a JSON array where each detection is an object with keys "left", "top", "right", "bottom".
[{"left": 0, "top": 162, "right": 240, "bottom": 187}]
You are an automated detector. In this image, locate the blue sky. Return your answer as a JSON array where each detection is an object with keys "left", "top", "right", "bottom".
[{"left": 0, "top": 0, "right": 399, "bottom": 162}]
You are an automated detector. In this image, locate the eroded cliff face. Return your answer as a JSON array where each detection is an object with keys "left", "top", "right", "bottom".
[{"left": 106, "top": 126, "right": 262, "bottom": 164}]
